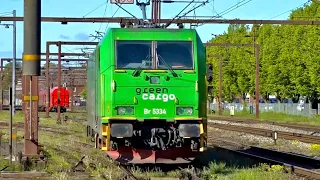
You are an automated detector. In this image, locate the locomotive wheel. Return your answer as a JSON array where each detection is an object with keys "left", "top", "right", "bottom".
[
  {"left": 91, "top": 136, "right": 95, "bottom": 142},
  {"left": 86, "top": 126, "right": 89, "bottom": 137},
  {"left": 91, "top": 129, "right": 95, "bottom": 142},
  {"left": 88, "top": 127, "right": 91, "bottom": 137},
  {"left": 94, "top": 133, "right": 99, "bottom": 149}
]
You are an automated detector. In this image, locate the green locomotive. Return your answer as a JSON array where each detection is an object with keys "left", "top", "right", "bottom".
[{"left": 86, "top": 27, "right": 209, "bottom": 164}]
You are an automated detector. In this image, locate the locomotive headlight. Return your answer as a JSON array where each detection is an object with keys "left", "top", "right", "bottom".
[
  {"left": 117, "top": 107, "right": 126, "bottom": 115},
  {"left": 126, "top": 107, "right": 133, "bottom": 115},
  {"left": 176, "top": 107, "right": 193, "bottom": 115},
  {"left": 176, "top": 107, "right": 184, "bottom": 115},
  {"left": 185, "top": 107, "right": 193, "bottom": 115},
  {"left": 150, "top": 76, "right": 160, "bottom": 84},
  {"left": 117, "top": 106, "right": 134, "bottom": 115}
]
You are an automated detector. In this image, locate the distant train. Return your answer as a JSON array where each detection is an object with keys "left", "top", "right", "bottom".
[{"left": 38, "top": 87, "right": 69, "bottom": 113}]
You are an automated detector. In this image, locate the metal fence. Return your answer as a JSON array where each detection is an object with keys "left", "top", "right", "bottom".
[{"left": 208, "top": 102, "right": 320, "bottom": 117}]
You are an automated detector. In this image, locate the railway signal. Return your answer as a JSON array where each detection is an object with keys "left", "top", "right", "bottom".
[
  {"left": 206, "top": 63, "right": 213, "bottom": 82},
  {"left": 208, "top": 54, "right": 222, "bottom": 116}
]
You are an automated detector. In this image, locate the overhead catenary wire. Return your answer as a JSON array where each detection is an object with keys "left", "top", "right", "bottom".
[
  {"left": 83, "top": 1, "right": 109, "bottom": 17},
  {"left": 165, "top": 1, "right": 208, "bottom": 27},
  {"left": 97, "top": 1, "right": 110, "bottom": 32},
  {"left": 188, "top": 0, "right": 216, "bottom": 18},
  {"left": 217, "top": 0, "right": 253, "bottom": 17},
  {"left": 196, "top": 0, "right": 254, "bottom": 28},
  {"left": 104, "top": 5, "right": 121, "bottom": 32},
  {"left": 114, "top": 3, "right": 139, "bottom": 19},
  {"left": 164, "top": 0, "right": 196, "bottom": 27},
  {"left": 268, "top": 0, "right": 311, "bottom": 20}
]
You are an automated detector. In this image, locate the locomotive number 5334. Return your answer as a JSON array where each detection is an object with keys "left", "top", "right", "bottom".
[
  {"left": 144, "top": 108, "right": 167, "bottom": 114},
  {"left": 152, "top": 108, "right": 166, "bottom": 114}
]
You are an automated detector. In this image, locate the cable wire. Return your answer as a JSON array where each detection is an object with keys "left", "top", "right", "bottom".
[
  {"left": 218, "top": 0, "right": 253, "bottom": 17},
  {"left": 268, "top": 0, "right": 311, "bottom": 20},
  {"left": 196, "top": 0, "right": 254, "bottom": 28},
  {"left": 83, "top": 1, "right": 109, "bottom": 17},
  {"left": 98, "top": 2, "right": 110, "bottom": 32}
]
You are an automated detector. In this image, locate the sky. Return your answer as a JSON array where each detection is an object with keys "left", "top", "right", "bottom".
[{"left": 0, "top": 0, "right": 311, "bottom": 65}]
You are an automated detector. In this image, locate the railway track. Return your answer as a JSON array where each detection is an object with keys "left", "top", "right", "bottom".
[
  {"left": 0, "top": 121, "right": 182, "bottom": 180},
  {"left": 208, "top": 115, "right": 320, "bottom": 132},
  {"left": 209, "top": 122, "right": 320, "bottom": 144},
  {"left": 0, "top": 121, "right": 83, "bottom": 136},
  {"left": 211, "top": 137, "right": 320, "bottom": 180}
]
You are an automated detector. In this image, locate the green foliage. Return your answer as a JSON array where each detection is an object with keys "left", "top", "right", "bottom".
[
  {"left": 206, "top": 2, "right": 320, "bottom": 101},
  {"left": 1, "top": 62, "right": 22, "bottom": 90},
  {"left": 80, "top": 88, "right": 87, "bottom": 100},
  {"left": 201, "top": 162, "right": 290, "bottom": 180}
]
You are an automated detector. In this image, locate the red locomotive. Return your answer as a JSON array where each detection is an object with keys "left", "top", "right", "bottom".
[{"left": 38, "top": 87, "right": 69, "bottom": 113}]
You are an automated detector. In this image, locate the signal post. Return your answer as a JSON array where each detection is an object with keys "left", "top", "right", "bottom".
[
  {"left": 207, "top": 54, "right": 223, "bottom": 116},
  {"left": 205, "top": 43, "right": 260, "bottom": 118}
]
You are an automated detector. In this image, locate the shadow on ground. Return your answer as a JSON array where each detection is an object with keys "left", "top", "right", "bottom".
[{"left": 122, "top": 146, "right": 262, "bottom": 175}]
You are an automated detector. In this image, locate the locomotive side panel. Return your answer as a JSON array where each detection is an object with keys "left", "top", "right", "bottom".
[
  {"left": 94, "top": 46, "right": 101, "bottom": 136},
  {"left": 86, "top": 49, "right": 97, "bottom": 137},
  {"left": 196, "top": 33, "right": 208, "bottom": 139}
]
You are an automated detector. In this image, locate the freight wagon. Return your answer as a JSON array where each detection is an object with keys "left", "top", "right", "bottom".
[{"left": 38, "top": 87, "right": 69, "bottom": 113}]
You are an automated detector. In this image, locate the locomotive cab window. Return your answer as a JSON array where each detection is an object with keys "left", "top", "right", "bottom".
[
  {"left": 156, "top": 41, "right": 193, "bottom": 70},
  {"left": 115, "top": 40, "right": 152, "bottom": 69}
]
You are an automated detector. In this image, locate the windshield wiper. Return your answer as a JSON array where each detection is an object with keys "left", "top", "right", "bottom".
[
  {"left": 132, "top": 55, "right": 151, "bottom": 77},
  {"left": 156, "top": 53, "right": 178, "bottom": 77}
]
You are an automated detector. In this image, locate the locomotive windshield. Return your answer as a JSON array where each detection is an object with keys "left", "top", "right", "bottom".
[
  {"left": 116, "top": 41, "right": 152, "bottom": 69},
  {"left": 156, "top": 41, "right": 193, "bottom": 70},
  {"left": 115, "top": 40, "right": 193, "bottom": 70}
]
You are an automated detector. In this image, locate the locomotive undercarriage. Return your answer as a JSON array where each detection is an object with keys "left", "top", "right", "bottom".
[
  {"left": 87, "top": 120, "right": 204, "bottom": 163},
  {"left": 109, "top": 121, "right": 202, "bottom": 152}
]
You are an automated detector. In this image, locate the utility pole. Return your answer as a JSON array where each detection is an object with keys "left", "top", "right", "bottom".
[
  {"left": 253, "top": 25, "right": 260, "bottom": 119},
  {"left": 57, "top": 41, "right": 61, "bottom": 124},
  {"left": 9, "top": 9, "right": 17, "bottom": 166},
  {"left": 22, "top": 0, "right": 41, "bottom": 157},
  {"left": 9, "top": 86, "right": 12, "bottom": 165},
  {"left": 12, "top": 9, "right": 16, "bottom": 117}
]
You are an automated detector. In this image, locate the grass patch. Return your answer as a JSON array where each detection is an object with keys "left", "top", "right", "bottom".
[
  {"left": 0, "top": 112, "right": 187, "bottom": 179},
  {"left": 0, "top": 111, "right": 299, "bottom": 179},
  {"left": 309, "top": 144, "right": 320, "bottom": 154},
  {"left": 201, "top": 162, "right": 293, "bottom": 180},
  {"left": 208, "top": 110, "right": 320, "bottom": 126}
]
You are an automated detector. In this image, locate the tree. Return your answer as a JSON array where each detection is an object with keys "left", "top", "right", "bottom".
[
  {"left": 80, "top": 88, "right": 87, "bottom": 100},
  {"left": 2, "top": 62, "right": 22, "bottom": 90},
  {"left": 206, "top": 1, "right": 320, "bottom": 103}
]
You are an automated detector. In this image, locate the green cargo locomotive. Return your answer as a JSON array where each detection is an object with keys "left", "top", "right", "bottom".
[{"left": 86, "top": 27, "right": 209, "bottom": 164}]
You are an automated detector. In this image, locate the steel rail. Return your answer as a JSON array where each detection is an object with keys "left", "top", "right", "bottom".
[
  {"left": 211, "top": 137, "right": 320, "bottom": 180},
  {"left": 209, "top": 122, "right": 320, "bottom": 144},
  {"left": 208, "top": 115, "right": 320, "bottom": 132}
]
